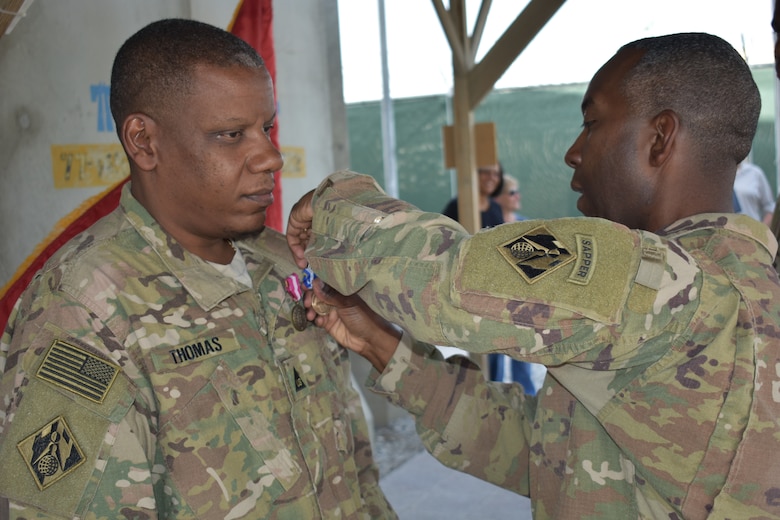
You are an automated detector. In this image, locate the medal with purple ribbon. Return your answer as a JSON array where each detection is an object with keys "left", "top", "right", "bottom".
[{"left": 285, "top": 273, "right": 307, "bottom": 331}]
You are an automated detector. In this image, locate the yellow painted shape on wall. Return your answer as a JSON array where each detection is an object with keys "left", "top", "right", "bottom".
[
  {"left": 51, "top": 144, "right": 129, "bottom": 189},
  {"left": 281, "top": 146, "right": 306, "bottom": 178}
]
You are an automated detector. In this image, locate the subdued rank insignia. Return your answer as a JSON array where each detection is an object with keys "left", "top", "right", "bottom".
[
  {"left": 18, "top": 416, "right": 85, "bottom": 490},
  {"left": 293, "top": 367, "right": 307, "bottom": 391},
  {"left": 37, "top": 340, "right": 119, "bottom": 403},
  {"left": 497, "top": 226, "right": 576, "bottom": 283}
]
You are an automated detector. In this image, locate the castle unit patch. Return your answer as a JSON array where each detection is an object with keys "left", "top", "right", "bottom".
[
  {"left": 18, "top": 416, "right": 85, "bottom": 490},
  {"left": 497, "top": 226, "right": 576, "bottom": 283},
  {"left": 37, "top": 340, "right": 119, "bottom": 404}
]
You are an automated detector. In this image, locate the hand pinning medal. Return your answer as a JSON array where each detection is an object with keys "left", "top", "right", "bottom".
[
  {"left": 302, "top": 267, "right": 333, "bottom": 315},
  {"left": 311, "top": 295, "right": 332, "bottom": 316},
  {"left": 285, "top": 273, "right": 308, "bottom": 331}
]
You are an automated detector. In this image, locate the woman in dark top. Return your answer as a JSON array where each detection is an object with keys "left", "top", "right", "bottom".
[{"left": 442, "top": 163, "right": 504, "bottom": 228}]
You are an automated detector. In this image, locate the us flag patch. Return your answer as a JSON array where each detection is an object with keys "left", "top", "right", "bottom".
[
  {"left": 18, "top": 416, "right": 85, "bottom": 490},
  {"left": 37, "top": 340, "right": 118, "bottom": 403}
]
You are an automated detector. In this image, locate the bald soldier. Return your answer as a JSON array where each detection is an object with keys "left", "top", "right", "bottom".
[
  {"left": 288, "top": 33, "right": 780, "bottom": 519},
  {"left": 0, "top": 19, "right": 395, "bottom": 519}
]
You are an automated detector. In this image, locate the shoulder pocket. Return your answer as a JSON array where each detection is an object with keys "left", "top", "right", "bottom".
[
  {"left": 0, "top": 323, "right": 134, "bottom": 517},
  {"left": 457, "top": 218, "right": 640, "bottom": 325}
]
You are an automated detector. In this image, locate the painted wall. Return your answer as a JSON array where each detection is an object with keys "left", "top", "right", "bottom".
[{"left": 0, "top": 0, "right": 347, "bottom": 289}]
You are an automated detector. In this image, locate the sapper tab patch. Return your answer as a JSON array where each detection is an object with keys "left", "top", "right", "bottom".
[
  {"left": 17, "top": 416, "right": 85, "bottom": 490},
  {"left": 568, "top": 234, "right": 597, "bottom": 285},
  {"left": 37, "top": 340, "right": 119, "bottom": 404},
  {"left": 497, "top": 226, "right": 576, "bottom": 283}
]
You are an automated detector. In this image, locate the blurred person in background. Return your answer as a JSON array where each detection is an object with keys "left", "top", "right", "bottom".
[
  {"left": 734, "top": 158, "right": 775, "bottom": 225},
  {"left": 442, "top": 163, "right": 504, "bottom": 228}
]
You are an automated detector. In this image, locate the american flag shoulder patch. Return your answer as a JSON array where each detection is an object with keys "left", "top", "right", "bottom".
[{"left": 37, "top": 340, "right": 119, "bottom": 404}]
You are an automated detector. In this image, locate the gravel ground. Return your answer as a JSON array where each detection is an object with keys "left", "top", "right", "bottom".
[{"left": 373, "top": 414, "right": 425, "bottom": 477}]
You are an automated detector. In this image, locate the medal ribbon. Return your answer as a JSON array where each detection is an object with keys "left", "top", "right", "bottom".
[
  {"left": 285, "top": 274, "right": 303, "bottom": 301},
  {"left": 301, "top": 267, "right": 316, "bottom": 290}
]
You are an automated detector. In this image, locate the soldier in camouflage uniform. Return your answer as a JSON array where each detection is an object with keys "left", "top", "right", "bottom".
[
  {"left": 287, "top": 33, "right": 780, "bottom": 519},
  {"left": 0, "top": 19, "right": 395, "bottom": 519}
]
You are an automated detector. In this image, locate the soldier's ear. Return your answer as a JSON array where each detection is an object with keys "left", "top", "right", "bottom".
[
  {"left": 122, "top": 114, "right": 158, "bottom": 171},
  {"left": 648, "top": 109, "right": 679, "bottom": 168}
]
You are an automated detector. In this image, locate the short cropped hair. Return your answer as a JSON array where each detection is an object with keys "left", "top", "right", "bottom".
[
  {"left": 619, "top": 32, "right": 760, "bottom": 167},
  {"left": 110, "top": 18, "right": 265, "bottom": 137}
]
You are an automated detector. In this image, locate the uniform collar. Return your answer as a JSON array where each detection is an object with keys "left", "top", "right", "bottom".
[
  {"left": 658, "top": 213, "right": 778, "bottom": 259},
  {"left": 118, "top": 183, "right": 261, "bottom": 311}
]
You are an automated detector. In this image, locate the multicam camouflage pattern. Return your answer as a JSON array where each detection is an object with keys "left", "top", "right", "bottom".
[
  {"left": 305, "top": 170, "right": 780, "bottom": 519},
  {"left": 0, "top": 183, "right": 396, "bottom": 519}
]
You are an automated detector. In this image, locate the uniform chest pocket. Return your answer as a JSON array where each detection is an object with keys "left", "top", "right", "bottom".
[
  {"left": 158, "top": 359, "right": 302, "bottom": 516},
  {"left": 274, "top": 340, "right": 357, "bottom": 463}
]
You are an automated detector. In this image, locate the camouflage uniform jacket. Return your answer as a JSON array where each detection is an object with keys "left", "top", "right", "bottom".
[
  {"left": 0, "top": 183, "right": 395, "bottom": 520},
  {"left": 304, "top": 171, "right": 780, "bottom": 519}
]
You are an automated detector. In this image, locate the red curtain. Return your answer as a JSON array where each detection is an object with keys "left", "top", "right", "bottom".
[
  {"left": 0, "top": 179, "right": 127, "bottom": 330},
  {"left": 0, "top": 2, "right": 280, "bottom": 331}
]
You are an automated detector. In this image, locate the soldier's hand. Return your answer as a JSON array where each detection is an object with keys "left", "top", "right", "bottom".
[
  {"left": 309, "top": 280, "right": 401, "bottom": 372},
  {"left": 286, "top": 190, "right": 315, "bottom": 269}
]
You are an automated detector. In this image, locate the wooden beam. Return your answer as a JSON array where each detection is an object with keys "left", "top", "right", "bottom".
[
  {"left": 468, "top": 0, "right": 566, "bottom": 108},
  {"left": 468, "top": 0, "right": 492, "bottom": 64},
  {"left": 0, "top": 0, "right": 27, "bottom": 36},
  {"left": 448, "top": 0, "right": 480, "bottom": 234},
  {"left": 452, "top": 74, "right": 479, "bottom": 234},
  {"left": 434, "top": 0, "right": 565, "bottom": 230},
  {"left": 432, "top": 0, "right": 467, "bottom": 73}
]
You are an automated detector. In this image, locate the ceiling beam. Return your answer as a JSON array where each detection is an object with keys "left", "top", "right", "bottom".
[
  {"left": 0, "top": 0, "right": 28, "bottom": 37},
  {"left": 468, "top": 0, "right": 566, "bottom": 108},
  {"left": 468, "top": 0, "right": 492, "bottom": 64},
  {"left": 432, "top": 0, "right": 468, "bottom": 72},
  {"left": 431, "top": 0, "right": 566, "bottom": 234}
]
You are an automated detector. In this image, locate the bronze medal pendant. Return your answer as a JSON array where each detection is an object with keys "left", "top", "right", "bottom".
[
  {"left": 285, "top": 273, "right": 308, "bottom": 331},
  {"left": 291, "top": 302, "right": 307, "bottom": 331}
]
